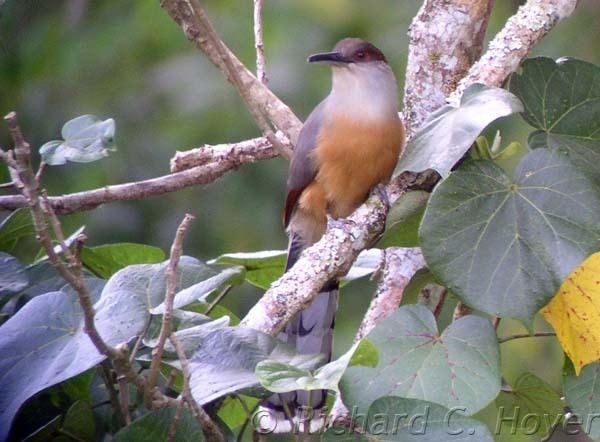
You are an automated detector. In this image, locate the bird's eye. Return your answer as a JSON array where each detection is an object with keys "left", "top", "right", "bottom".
[{"left": 356, "top": 51, "right": 365, "bottom": 59}]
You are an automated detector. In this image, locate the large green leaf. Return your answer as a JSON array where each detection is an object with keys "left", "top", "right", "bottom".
[
  {"left": 495, "top": 373, "right": 565, "bottom": 439},
  {"left": 0, "top": 209, "right": 34, "bottom": 253},
  {"left": 114, "top": 407, "right": 204, "bottom": 441},
  {"left": 509, "top": 57, "right": 600, "bottom": 186},
  {"left": 188, "top": 327, "right": 323, "bottom": 404},
  {"left": 39, "top": 115, "right": 116, "bottom": 165},
  {"left": 420, "top": 150, "right": 600, "bottom": 321},
  {"left": 210, "top": 250, "right": 286, "bottom": 289},
  {"left": 341, "top": 305, "right": 500, "bottom": 416},
  {"left": 564, "top": 362, "right": 600, "bottom": 439},
  {"left": 0, "top": 256, "right": 222, "bottom": 439},
  {"left": 395, "top": 84, "right": 523, "bottom": 178},
  {"left": 324, "top": 396, "right": 493, "bottom": 441},
  {"left": 80, "top": 242, "right": 165, "bottom": 278},
  {"left": 256, "top": 340, "right": 368, "bottom": 394}
]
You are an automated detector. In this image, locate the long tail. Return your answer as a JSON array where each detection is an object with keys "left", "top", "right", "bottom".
[{"left": 260, "top": 232, "right": 339, "bottom": 432}]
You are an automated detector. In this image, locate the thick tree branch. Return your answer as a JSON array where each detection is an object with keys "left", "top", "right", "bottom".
[
  {"left": 240, "top": 172, "right": 437, "bottom": 334},
  {"left": 241, "top": 0, "right": 576, "bottom": 337},
  {"left": 403, "top": 0, "right": 495, "bottom": 136},
  {"left": 0, "top": 136, "right": 281, "bottom": 214},
  {"left": 450, "top": 0, "right": 578, "bottom": 102}
]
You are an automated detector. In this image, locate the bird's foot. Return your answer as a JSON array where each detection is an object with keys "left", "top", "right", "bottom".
[
  {"left": 373, "top": 184, "right": 390, "bottom": 208},
  {"left": 327, "top": 214, "right": 356, "bottom": 231}
]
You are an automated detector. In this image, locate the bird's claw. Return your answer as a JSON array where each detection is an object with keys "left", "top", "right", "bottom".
[
  {"left": 327, "top": 214, "right": 355, "bottom": 230},
  {"left": 373, "top": 184, "right": 390, "bottom": 208}
]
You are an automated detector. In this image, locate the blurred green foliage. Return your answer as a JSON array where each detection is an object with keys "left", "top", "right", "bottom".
[{"left": 1, "top": 2, "right": 600, "bottom": 439}]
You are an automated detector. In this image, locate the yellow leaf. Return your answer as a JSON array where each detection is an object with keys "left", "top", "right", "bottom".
[{"left": 542, "top": 252, "right": 600, "bottom": 375}]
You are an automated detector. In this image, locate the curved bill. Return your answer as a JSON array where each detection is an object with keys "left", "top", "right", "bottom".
[{"left": 307, "top": 51, "right": 348, "bottom": 63}]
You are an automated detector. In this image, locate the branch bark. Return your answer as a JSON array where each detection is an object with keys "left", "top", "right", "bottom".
[
  {"left": 241, "top": 0, "right": 576, "bottom": 336},
  {"left": 355, "top": 248, "right": 426, "bottom": 341},
  {"left": 240, "top": 172, "right": 437, "bottom": 334},
  {"left": 450, "top": 0, "right": 578, "bottom": 103},
  {"left": 403, "top": 0, "right": 495, "bottom": 136},
  {"left": 0, "top": 136, "right": 281, "bottom": 214}
]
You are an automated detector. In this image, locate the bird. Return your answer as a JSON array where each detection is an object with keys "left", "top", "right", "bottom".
[{"left": 262, "top": 37, "right": 405, "bottom": 433}]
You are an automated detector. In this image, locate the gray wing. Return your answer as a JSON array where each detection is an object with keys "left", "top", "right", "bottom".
[{"left": 284, "top": 99, "right": 326, "bottom": 226}]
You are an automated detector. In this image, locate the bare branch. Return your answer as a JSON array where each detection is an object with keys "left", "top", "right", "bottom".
[
  {"left": 147, "top": 214, "right": 195, "bottom": 394},
  {"left": 2, "top": 111, "right": 117, "bottom": 359},
  {"left": 450, "top": 0, "right": 578, "bottom": 102},
  {"left": 170, "top": 333, "right": 225, "bottom": 442},
  {"left": 253, "top": 0, "right": 268, "bottom": 85},
  {"left": 160, "top": 0, "right": 301, "bottom": 149},
  {"left": 403, "top": 0, "right": 494, "bottom": 135},
  {"left": 0, "top": 137, "right": 280, "bottom": 214},
  {"left": 355, "top": 248, "right": 426, "bottom": 341}
]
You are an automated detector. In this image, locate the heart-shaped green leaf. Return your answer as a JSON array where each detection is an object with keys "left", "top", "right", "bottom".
[
  {"left": 0, "top": 256, "right": 224, "bottom": 439},
  {"left": 509, "top": 57, "right": 600, "bottom": 186},
  {"left": 420, "top": 149, "right": 600, "bottom": 321},
  {"left": 341, "top": 305, "right": 500, "bottom": 415},
  {"left": 256, "top": 340, "right": 366, "bottom": 394},
  {"left": 39, "top": 115, "right": 116, "bottom": 165},
  {"left": 395, "top": 84, "right": 523, "bottom": 178},
  {"left": 188, "top": 327, "right": 324, "bottom": 404}
]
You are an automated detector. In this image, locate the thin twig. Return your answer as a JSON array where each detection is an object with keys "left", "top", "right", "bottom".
[
  {"left": 147, "top": 213, "right": 195, "bottom": 396},
  {"left": 99, "top": 362, "right": 124, "bottom": 426},
  {"left": 452, "top": 302, "right": 472, "bottom": 321},
  {"left": 170, "top": 333, "right": 225, "bottom": 442},
  {"left": 0, "top": 181, "right": 14, "bottom": 189},
  {"left": 182, "top": 0, "right": 292, "bottom": 159},
  {"left": 253, "top": 0, "right": 268, "bottom": 85},
  {"left": 117, "top": 374, "right": 131, "bottom": 425},
  {"left": 35, "top": 161, "right": 48, "bottom": 185},
  {"left": 498, "top": 332, "right": 556, "bottom": 344},
  {"left": 160, "top": 0, "right": 302, "bottom": 144},
  {"left": 167, "top": 399, "right": 185, "bottom": 442},
  {"left": 40, "top": 191, "right": 75, "bottom": 265},
  {"left": 2, "top": 111, "right": 116, "bottom": 358}
]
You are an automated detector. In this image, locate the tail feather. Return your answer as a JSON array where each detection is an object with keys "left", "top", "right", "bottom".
[{"left": 261, "top": 232, "right": 339, "bottom": 430}]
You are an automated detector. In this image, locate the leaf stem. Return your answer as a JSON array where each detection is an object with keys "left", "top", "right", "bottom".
[{"left": 498, "top": 332, "right": 556, "bottom": 344}]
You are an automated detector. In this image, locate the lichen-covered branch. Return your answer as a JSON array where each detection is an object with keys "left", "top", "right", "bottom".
[
  {"left": 0, "top": 136, "right": 280, "bottom": 214},
  {"left": 240, "top": 172, "right": 436, "bottom": 335},
  {"left": 403, "top": 0, "right": 494, "bottom": 135},
  {"left": 450, "top": 0, "right": 578, "bottom": 102},
  {"left": 355, "top": 248, "right": 426, "bottom": 341}
]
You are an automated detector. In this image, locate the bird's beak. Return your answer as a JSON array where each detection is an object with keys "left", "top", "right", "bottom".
[{"left": 307, "top": 51, "right": 347, "bottom": 64}]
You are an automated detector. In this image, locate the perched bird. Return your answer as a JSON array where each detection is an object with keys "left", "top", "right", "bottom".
[{"left": 263, "top": 37, "right": 405, "bottom": 432}]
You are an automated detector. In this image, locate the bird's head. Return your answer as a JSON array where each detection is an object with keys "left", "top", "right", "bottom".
[{"left": 307, "top": 38, "right": 387, "bottom": 67}]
